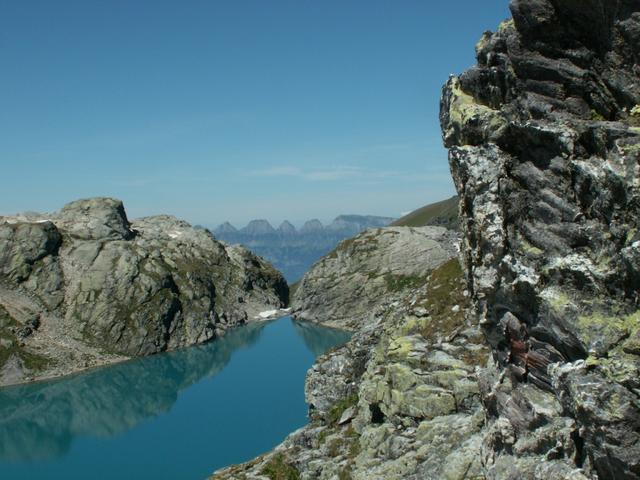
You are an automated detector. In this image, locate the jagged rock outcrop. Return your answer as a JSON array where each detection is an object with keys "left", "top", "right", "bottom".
[
  {"left": 441, "top": 0, "right": 640, "bottom": 478},
  {"left": 292, "top": 226, "right": 459, "bottom": 330},
  {"left": 0, "top": 198, "right": 288, "bottom": 387}
]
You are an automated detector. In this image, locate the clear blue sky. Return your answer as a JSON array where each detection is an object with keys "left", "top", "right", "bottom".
[{"left": 1, "top": 0, "right": 510, "bottom": 226}]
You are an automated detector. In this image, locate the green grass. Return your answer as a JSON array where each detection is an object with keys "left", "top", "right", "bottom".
[
  {"left": 421, "top": 259, "right": 467, "bottom": 339},
  {"left": 260, "top": 454, "right": 300, "bottom": 480},
  {"left": 391, "top": 196, "right": 459, "bottom": 230},
  {"left": 384, "top": 273, "right": 430, "bottom": 292}
]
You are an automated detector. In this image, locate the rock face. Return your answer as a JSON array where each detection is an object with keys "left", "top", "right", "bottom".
[
  {"left": 213, "top": 228, "right": 485, "bottom": 479},
  {"left": 212, "top": 2, "right": 640, "bottom": 480},
  {"left": 292, "top": 226, "right": 459, "bottom": 330},
  {"left": 440, "top": 1, "right": 640, "bottom": 478},
  {"left": 0, "top": 198, "right": 288, "bottom": 387}
]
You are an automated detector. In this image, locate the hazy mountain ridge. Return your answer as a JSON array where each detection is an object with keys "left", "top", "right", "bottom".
[{"left": 211, "top": 215, "right": 396, "bottom": 282}]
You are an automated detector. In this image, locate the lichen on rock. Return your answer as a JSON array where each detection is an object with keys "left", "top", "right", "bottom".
[{"left": 441, "top": 0, "right": 640, "bottom": 477}]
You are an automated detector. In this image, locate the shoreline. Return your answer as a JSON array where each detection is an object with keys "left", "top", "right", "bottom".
[{"left": 0, "top": 307, "right": 295, "bottom": 390}]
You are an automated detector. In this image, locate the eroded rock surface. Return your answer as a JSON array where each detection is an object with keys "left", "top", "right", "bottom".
[
  {"left": 292, "top": 226, "right": 459, "bottom": 330},
  {"left": 0, "top": 198, "right": 287, "bottom": 386},
  {"left": 441, "top": 0, "right": 640, "bottom": 478}
]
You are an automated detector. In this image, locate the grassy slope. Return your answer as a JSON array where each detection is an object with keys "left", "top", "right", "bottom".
[{"left": 391, "top": 196, "right": 459, "bottom": 230}]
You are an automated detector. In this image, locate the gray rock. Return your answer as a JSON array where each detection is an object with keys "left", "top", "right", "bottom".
[
  {"left": 441, "top": 1, "right": 640, "bottom": 478},
  {"left": 292, "top": 226, "right": 459, "bottom": 330},
  {"left": 215, "top": 2, "right": 640, "bottom": 479},
  {"left": 0, "top": 198, "right": 288, "bottom": 386}
]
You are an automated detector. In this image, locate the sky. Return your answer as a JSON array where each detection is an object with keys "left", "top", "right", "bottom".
[{"left": 0, "top": 0, "right": 510, "bottom": 227}]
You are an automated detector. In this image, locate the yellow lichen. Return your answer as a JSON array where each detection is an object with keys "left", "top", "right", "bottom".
[{"left": 447, "top": 78, "right": 506, "bottom": 141}]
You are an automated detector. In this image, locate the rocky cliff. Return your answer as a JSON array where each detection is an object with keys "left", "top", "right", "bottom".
[
  {"left": 441, "top": 0, "right": 640, "bottom": 477},
  {"left": 213, "top": 227, "right": 485, "bottom": 479},
  {"left": 211, "top": 1, "right": 640, "bottom": 479},
  {"left": 0, "top": 198, "right": 288, "bottom": 387},
  {"left": 292, "top": 226, "right": 459, "bottom": 330}
]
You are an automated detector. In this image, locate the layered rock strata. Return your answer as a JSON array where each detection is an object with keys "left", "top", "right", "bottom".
[{"left": 441, "top": 0, "right": 640, "bottom": 477}]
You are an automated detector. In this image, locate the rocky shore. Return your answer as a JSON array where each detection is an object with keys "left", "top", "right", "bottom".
[{"left": 0, "top": 197, "right": 288, "bottom": 387}]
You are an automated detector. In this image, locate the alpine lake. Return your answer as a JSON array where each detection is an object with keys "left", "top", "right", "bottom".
[{"left": 0, "top": 316, "right": 351, "bottom": 479}]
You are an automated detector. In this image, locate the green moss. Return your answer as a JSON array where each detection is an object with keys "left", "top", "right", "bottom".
[
  {"left": 590, "top": 109, "right": 606, "bottom": 121},
  {"left": 625, "top": 228, "right": 637, "bottom": 246},
  {"left": 447, "top": 78, "right": 506, "bottom": 139},
  {"left": 338, "top": 470, "right": 353, "bottom": 480},
  {"left": 260, "top": 454, "right": 300, "bottom": 480},
  {"left": 497, "top": 19, "right": 514, "bottom": 33},
  {"left": 325, "top": 425, "right": 360, "bottom": 461},
  {"left": 317, "top": 427, "right": 333, "bottom": 445},
  {"left": 546, "top": 290, "right": 572, "bottom": 313},
  {"left": 327, "top": 394, "right": 359, "bottom": 425},
  {"left": 384, "top": 273, "right": 429, "bottom": 293}
]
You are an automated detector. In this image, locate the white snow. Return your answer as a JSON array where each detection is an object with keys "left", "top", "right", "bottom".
[{"left": 258, "top": 310, "right": 279, "bottom": 319}]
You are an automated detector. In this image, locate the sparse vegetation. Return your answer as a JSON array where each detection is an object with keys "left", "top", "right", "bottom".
[
  {"left": 327, "top": 394, "right": 359, "bottom": 425},
  {"left": 391, "top": 196, "right": 459, "bottom": 230},
  {"left": 260, "top": 453, "right": 300, "bottom": 480},
  {"left": 0, "top": 305, "right": 50, "bottom": 372},
  {"left": 421, "top": 259, "right": 467, "bottom": 339},
  {"left": 384, "top": 273, "right": 430, "bottom": 292}
]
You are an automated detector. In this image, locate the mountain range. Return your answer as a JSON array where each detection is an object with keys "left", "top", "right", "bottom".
[{"left": 210, "top": 215, "right": 396, "bottom": 282}]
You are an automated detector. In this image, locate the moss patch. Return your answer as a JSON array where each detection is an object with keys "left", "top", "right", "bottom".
[
  {"left": 384, "top": 273, "right": 429, "bottom": 293},
  {"left": 327, "top": 394, "right": 359, "bottom": 425},
  {"left": 260, "top": 454, "right": 300, "bottom": 480},
  {"left": 421, "top": 259, "right": 467, "bottom": 339}
]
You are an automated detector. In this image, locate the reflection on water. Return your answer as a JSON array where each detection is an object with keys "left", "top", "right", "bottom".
[
  {"left": 0, "top": 318, "right": 347, "bottom": 465},
  {"left": 292, "top": 320, "right": 351, "bottom": 357}
]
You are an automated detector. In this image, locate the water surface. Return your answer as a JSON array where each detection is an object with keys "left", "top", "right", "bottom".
[{"left": 0, "top": 317, "right": 350, "bottom": 479}]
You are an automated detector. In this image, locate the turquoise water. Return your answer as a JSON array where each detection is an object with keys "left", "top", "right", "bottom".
[{"left": 0, "top": 317, "right": 351, "bottom": 479}]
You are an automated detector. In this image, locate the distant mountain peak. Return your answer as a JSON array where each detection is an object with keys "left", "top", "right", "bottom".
[
  {"left": 300, "top": 219, "right": 324, "bottom": 233},
  {"left": 241, "top": 219, "right": 276, "bottom": 235},
  {"left": 214, "top": 221, "right": 238, "bottom": 234},
  {"left": 278, "top": 221, "right": 297, "bottom": 234}
]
